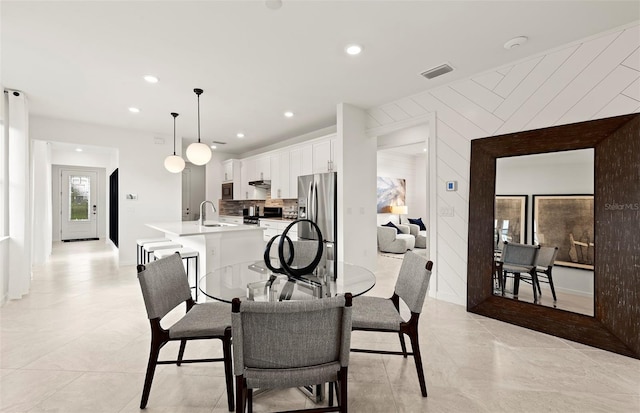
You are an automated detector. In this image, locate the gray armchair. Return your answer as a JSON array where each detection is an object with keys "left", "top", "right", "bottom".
[
  {"left": 377, "top": 224, "right": 413, "bottom": 253},
  {"left": 407, "top": 224, "right": 427, "bottom": 249},
  {"left": 377, "top": 224, "right": 415, "bottom": 253}
]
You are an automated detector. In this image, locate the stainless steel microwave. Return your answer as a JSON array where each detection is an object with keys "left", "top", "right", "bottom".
[{"left": 222, "top": 182, "right": 233, "bottom": 200}]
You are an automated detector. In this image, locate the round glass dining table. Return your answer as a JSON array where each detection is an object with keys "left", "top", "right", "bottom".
[{"left": 200, "top": 260, "right": 376, "bottom": 303}]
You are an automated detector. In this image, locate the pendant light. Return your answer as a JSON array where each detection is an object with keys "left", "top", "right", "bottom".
[
  {"left": 164, "top": 112, "right": 186, "bottom": 173},
  {"left": 185, "top": 88, "right": 212, "bottom": 165}
]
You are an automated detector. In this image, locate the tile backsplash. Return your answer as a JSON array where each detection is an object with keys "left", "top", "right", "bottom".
[{"left": 219, "top": 198, "right": 298, "bottom": 218}]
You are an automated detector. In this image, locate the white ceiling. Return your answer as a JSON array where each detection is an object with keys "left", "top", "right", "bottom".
[{"left": 3, "top": 1, "right": 639, "bottom": 155}]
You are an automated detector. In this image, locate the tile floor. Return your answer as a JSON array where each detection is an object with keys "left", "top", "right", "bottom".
[{"left": 1, "top": 241, "right": 638, "bottom": 412}]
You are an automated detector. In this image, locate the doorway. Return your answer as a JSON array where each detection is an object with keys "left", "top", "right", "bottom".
[{"left": 60, "top": 169, "right": 98, "bottom": 241}]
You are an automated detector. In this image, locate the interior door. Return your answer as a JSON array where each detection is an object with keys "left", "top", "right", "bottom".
[
  {"left": 182, "top": 167, "right": 191, "bottom": 221},
  {"left": 60, "top": 170, "right": 98, "bottom": 241}
]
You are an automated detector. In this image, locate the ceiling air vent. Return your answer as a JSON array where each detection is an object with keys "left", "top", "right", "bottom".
[
  {"left": 420, "top": 63, "right": 454, "bottom": 80},
  {"left": 211, "top": 141, "right": 227, "bottom": 145}
]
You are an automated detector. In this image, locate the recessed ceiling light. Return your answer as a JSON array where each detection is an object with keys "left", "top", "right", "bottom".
[
  {"left": 128, "top": 107, "right": 140, "bottom": 113},
  {"left": 504, "top": 36, "right": 528, "bottom": 50},
  {"left": 76, "top": 148, "right": 83, "bottom": 152},
  {"left": 345, "top": 44, "right": 363, "bottom": 56},
  {"left": 143, "top": 75, "right": 159, "bottom": 83},
  {"left": 284, "top": 111, "right": 294, "bottom": 118},
  {"left": 236, "top": 132, "right": 245, "bottom": 138},
  {"left": 210, "top": 144, "right": 217, "bottom": 150},
  {"left": 423, "top": 148, "right": 427, "bottom": 152}
]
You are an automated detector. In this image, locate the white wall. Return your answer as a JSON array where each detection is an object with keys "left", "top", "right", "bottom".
[
  {"left": 338, "top": 103, "right": 377, "bottom": 271},
  {"left": 30, "top": 116, "right": 181, "bottom": 266},
  {"left": 365, "top": 22, "right": 640, "bottom": 306}
]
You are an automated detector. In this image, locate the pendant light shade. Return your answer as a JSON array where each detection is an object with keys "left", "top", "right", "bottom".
[
  {"left": 165, "top": 112, "right": 185, "bottom": 173},
  {"left": 186, "top": 88, "right": 212, "bottom": 166}
]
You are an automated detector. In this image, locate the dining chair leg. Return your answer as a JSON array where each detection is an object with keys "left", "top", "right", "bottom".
[
  {"left": 398, "top": 332, "right": 408, "bottom": 358},
  {"left": 339, "top": 367, "right": 348, "bottom": 413},
  {"left": 328, "top": 381, "right": 334, "bottom": 406},
  {"left": 408, "top": 331, "right": 428, "bottom": 397},
  {"left": 176, "top": 339, "right": 187, "bottom": 366},
  {"left": 222, "top": 331, "right": 234, "bottom": 412},
  {"left": 247, "top": 388, "right": 253, "bottom": 413},
  {"left": 140, "top": 340, "right": 162, "bottom": 409},
  {"left": 235, "top": 376, "right": 245, "bottom": 413},
  {"left": 548, "top": 271, "right": 557, "bottom": 301}
]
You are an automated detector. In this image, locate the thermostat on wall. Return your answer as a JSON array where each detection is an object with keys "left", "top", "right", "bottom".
[{"left": 446, "top": 181, "right": 457, "bottom": 191}]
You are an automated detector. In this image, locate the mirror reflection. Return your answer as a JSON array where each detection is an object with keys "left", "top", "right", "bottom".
[{"left": 494, "top": 149, "right": 594, "bottom": 316}]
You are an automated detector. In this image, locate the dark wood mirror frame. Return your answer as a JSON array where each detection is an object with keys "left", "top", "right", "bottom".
[{"left": 467, "top": 113, "right": 640, "bottom": 359}]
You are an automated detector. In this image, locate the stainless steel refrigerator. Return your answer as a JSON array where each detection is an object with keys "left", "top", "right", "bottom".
[{"left": 298, "top": 172, "right": 337, "bottom": 279}]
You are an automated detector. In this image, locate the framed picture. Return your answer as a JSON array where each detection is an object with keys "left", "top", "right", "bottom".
[
  {"left": 376, "top": 177, "right": 406, "bottom": 213},
  {"left": 533, "top": 194, "right": 594, "bottom": 270},
  {"left": 495, "top": 195, "right": 527, "bottom": 247}
]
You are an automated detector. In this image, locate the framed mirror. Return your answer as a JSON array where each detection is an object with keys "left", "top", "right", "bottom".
[{"left": 467, "top": 113, "right": 640, "bottom": 359}]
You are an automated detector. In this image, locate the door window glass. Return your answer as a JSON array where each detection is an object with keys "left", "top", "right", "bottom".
[{"left": 69, "top": 175, "right": 90, "bottom": 221}]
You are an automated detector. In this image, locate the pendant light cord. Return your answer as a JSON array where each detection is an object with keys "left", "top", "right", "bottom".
[
  {"left": 197, "top": 92, "right": 201, "bottom": 143},
  {"left": 171, "top": 112, "right": 179, "bottom": 155}
]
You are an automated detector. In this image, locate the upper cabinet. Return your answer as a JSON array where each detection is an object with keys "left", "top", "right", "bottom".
[
  {"left": 289, "top": 145, "right": 312, "bottom": 197},
  {"left": 312, "top": 135, "right": 338, "bottom": 173},
  {"left": 271, "top": 151, "right": 291, "bottom": 199},
  {"left": 222, "top": 159, "right": 240, "bottom": 182},
  {"left": 255, "top": 156, "right": 271, "bottom": 181}
]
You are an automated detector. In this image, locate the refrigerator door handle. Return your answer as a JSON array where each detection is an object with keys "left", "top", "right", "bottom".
[{"left": 307, "top": 180, "right": 314, "bottom": 221}]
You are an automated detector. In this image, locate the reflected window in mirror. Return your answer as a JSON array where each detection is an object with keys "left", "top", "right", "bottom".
[{"left": 494, "top": 149, "right": 594, "bottom": 316}]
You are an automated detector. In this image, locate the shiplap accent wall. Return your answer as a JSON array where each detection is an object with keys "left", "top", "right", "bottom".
[{"left": 367, "top": 23, "right": 640, "bottom": 306}]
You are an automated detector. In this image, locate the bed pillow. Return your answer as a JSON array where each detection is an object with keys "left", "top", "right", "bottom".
[
  {"left": 382, "top": 221, "right": 401, "bottom": 234},
  {"left": 408, "top": 217, "right": 426, "bottom": 231}
]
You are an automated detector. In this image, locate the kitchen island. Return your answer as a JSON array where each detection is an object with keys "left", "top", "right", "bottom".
[{"left": 146, "top": 221, "right": 265, "bottom": 300}]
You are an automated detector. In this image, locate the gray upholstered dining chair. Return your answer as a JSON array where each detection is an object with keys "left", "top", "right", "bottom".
[
  {"left": 136, "top": 253, "right": 234, "bottom": 410},
  {"left": 231, "top": 294, "right": 353, "bottom": 413},
  {"left": 533, "top": 246, "right": 559, "bottom": 301},
  {"left": 500, "top": 241, "right": 541, "bottom": 301},
  {"left": 350, "top": 252, "right": 433, "bottom": 397}
]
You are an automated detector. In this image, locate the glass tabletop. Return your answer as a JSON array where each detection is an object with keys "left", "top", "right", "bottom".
[{"left": 200, "top": 260, "right": 376, "bottom": 303}]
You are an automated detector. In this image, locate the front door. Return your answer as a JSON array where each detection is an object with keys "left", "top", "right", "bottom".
[{"left": 60, "top": 169, "right": 98, "bottom": 241}]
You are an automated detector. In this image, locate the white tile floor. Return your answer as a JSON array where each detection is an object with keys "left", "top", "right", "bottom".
[{"left": 1, "top": 241, "right": 639, "bottom": 412}]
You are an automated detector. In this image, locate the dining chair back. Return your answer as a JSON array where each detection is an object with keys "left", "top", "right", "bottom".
[
  {"left": 232, "top": 294, "right": 353, "bottom": 413},
  {"left": 500, "top": 241, "right": 541, "bottom": 301}
]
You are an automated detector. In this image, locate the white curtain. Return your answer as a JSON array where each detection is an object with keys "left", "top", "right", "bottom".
[
  {"left": 31, "top": 140, "right": 52, "bottom": 265},
  {"left": 6, "top": 90, "right": 32, "bottom": 299}
]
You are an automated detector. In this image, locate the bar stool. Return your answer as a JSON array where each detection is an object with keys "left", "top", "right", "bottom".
[
  {"left": 153, "top": 248, "right": 200, "bottom": 300},
  {"left": 136, "top": 238, "right": 168, "bottom": 265},
  {"left": 142, "top": 241, "right": 182, "bottom": 265}
]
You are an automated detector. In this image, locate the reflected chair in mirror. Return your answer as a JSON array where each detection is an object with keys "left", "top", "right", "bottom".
[
  {"left": 350, "top": 252, "right": 433, "bottom": 397},
  {"left": 136, "top": 253, "right": 234, "bottom": 410},
  {"left": 500, "top": 241, "right": 541, "bottom": 302},
  {"left": 533, "top": 246, "right": 559, "bottom": 301},
  {"left": 232, "top": 294, "right": 353, "bottom": 413}
]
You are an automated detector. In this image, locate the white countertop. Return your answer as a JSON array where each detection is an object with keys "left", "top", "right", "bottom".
[{"left": 147, "top": 221, "right": 264, "bottom": 237}]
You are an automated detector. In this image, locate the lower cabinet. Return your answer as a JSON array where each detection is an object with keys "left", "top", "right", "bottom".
[
  {"left": 219, "top": 216, "right": 244, "bottom": 225},
  {"left": 260, "top": 219, "right": 298, "bottom": 242}
]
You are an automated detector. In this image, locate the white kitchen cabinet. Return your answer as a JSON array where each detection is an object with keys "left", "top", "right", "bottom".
[
  {"left": 312, "top": 135, "right": 338, "bottom": 173},
  {"left": 289, "top": 144, "right": 312, "bottom": 197},
  {"left": 271, "top": 150, "right": 291, "bottom": 199},
  {"left": 255, "top": 156, "right": 271, "bottom": 181},
  {"left": 241, "top": 158, "right": 256, "bottom": 200},
  {"left": 219, "top": 215, "right": 243, "bottom": 225},
  {"left": 260, "top": 219, "right": 298, "bottom": 242},
  {"left": 222, "top": 159, "right": 233, "bottom": 182}
]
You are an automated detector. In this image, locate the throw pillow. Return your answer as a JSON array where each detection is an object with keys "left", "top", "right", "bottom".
[
  {"left": 408, "top": 217, "right": 426, "bottom": 231},
  {"left": 382, "top": 221, "right": 401, "bottom": 234}
]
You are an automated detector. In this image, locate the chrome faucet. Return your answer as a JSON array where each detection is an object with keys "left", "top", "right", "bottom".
[{"left": 199, "top": 200, "right": 217, "bottom": 226}]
